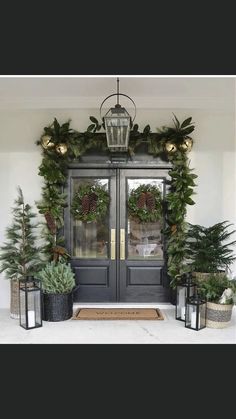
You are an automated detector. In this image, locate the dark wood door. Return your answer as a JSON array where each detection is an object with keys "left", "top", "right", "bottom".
[{"left": 65, "top": 167, "right": 170, "bottom": 302}]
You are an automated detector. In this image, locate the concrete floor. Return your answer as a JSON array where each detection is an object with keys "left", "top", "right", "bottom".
[{"left": 0, "top": 304, "right": 235, "bottom": 344}]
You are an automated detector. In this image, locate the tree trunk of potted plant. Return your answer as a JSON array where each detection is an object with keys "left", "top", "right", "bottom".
[{"left": 206, "top": 302, "right": 233, "bottom": 328}]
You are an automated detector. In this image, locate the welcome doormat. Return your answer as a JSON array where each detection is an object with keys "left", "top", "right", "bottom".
[{"left": 72, "top": 308, "right": 164, "bottom": 320}]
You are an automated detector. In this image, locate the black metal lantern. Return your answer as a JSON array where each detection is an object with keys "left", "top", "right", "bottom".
[
  {"left": 19, "top": 276, "right": 43, "bottom": 330},
  {"left": 100, "top": 78, "right": 136, "bottom": 152},
  {"left": 176, "top": 272, "right": 196, "bottom": 321},
  {"left": 185, "top": 295, "right": 207, "bottom": 331}
]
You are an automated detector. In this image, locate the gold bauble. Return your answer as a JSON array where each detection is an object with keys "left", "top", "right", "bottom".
[
  {"left": 165, "top": 141, "right": 177, "bottom": 154},
  {"left": 179, "top": 138, "right": 193, "bottom": 152},
  {"left": 41, "top": 135, "right": 55, "bottom": 149},
  {"left": 56, "top": 143, "right": 68, "bottom": 155}
]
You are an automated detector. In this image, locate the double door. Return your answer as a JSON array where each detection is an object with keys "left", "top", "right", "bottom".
[{"left": 65, "top": 167, "right": 170, "bottom": 302}]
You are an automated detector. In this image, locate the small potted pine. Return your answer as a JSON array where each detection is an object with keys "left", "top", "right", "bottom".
[{"left": 38, "top": 261, "right": 76, "bottom": 321}]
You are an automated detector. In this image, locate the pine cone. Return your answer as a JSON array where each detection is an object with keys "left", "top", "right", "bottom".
[
  {"left": 89, "top": 192, "right": 98, "bottom": 213},
  {"left": 52, "top": 246, "right": 69, "bottom": 262},
  {"left": 146, "top": 192, "right": 155, "bottom": 211},
  {"left": 81, "top": 194, "right": 90, "bottom": 214},
  {"left": 171, "top": 224, "right": 177, "bottom": 234},
  {"left": 137, "top": 192, "right": 146, "bottom": 209},
  {"left": 45, "top": 211, "right": 57, "bottom": 234}
]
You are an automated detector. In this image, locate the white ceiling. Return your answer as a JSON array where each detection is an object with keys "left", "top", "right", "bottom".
[{"left": 0, "top": 77, "right": 234, "bottom": 110}]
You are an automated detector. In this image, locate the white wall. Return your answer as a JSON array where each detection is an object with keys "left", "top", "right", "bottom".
[{"left": 0, "top": 106, "right": 235, "bottom": 307}]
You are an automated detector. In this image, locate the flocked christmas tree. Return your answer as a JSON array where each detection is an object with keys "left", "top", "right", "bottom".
[{"left": 0, "top": 187, "right": 43, "bottom": 317}]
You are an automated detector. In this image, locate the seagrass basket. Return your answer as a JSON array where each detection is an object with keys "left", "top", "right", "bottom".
[
  {"left": 206, "top": 302, "right": 233, "bottom": 328},
  {"left": 10, "top": 279, "right": 20, "bottom": 319}
]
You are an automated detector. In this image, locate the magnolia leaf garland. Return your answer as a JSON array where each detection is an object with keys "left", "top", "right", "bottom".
[
  {"left": 128, "top": 185, "right": 163, "bottom": 223},
  {"left": 36, "top": 117, "right": 197, "bottom": 283},
  {"left": 71, "top": 184, "right": 110, "bottom": 222}
]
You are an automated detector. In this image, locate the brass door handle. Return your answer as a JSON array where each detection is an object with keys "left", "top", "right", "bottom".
[
  {"left": 111, "top": 229, "right": 116, "bottom": 260},
  {"left": 120, "top": 229, "right": 125, "bottom": 260}
]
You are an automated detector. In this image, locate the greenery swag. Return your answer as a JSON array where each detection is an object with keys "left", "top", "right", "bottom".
[
  {"left": 71, "top": 184, "right": 110, "bottom": 222},
  {"left": 128, "top": 185, "right": 163, "bottom": 223},
  {"left": 36, "top": 115, "right": 197, "bottom": 285}
]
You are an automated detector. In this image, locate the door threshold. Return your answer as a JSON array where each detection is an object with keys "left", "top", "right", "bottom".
[{"left": 73, "top": 302, "right": 172, "bottom": 309}]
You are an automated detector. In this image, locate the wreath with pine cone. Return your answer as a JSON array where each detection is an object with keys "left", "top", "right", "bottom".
[
  {"left": 128, "top": 184, "right": 163, "bottom": 223},
  {"left": 71, "top": 184, "right": 110, "bottom": 222}
]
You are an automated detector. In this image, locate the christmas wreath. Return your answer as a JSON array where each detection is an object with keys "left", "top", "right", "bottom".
[
  {"left": 128, "top": 184, "right": 163, "bottom": 223},
  {"left": 71, "top": 184, "right": 110, "bottom": 222}
]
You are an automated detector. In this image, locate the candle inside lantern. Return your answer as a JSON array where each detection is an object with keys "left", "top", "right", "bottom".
[
  {"left": 191, "top": 311, "right": 201, "bottom": 329},
  {"left": 28, "top": 310, "right": 35, "bottom": 328},
  {"left": 181, "top": 307, "right": 186, "bottom": 320}
]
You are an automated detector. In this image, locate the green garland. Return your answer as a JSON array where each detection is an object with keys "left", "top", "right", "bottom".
[
  {"left": 128, "top": 184, "right": 163, "bottom": 223},
  {"left": 71, "top": 184, "right": 110, "bottom": 222},
  {"left": 36, "top": 115, "right": 197, "bottom": 285},
  {"left": 164, "top": 152, "right": 198, "bottom": 286}
]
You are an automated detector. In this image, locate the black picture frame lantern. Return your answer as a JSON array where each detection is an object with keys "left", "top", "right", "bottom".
[
  {"left": 19, "top": 276, "right": 43, "bottom": 330},
  {"left": 176, "top": 272, "right": 196, "bottom": 321},
  {"left": 185, "top": 295, "right": 207, "bottom": 331}
]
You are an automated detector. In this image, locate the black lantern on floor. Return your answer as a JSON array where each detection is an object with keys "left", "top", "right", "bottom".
[
  {"left": 176, "top": 272, "right": 196, "bottom": 321},
  {"left": 100, "top": 78, "right": 136, "bottom": 152},
  {"left": 185, "top": 295, "right": 207, "bottom": 331},
  {"left": 19, "top": 276, "right": 43, "bottom": 330}
]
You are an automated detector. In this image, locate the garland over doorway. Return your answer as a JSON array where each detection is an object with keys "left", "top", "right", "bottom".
[{"left": 36, "top": 114, "right": 198, "bottom": 285}]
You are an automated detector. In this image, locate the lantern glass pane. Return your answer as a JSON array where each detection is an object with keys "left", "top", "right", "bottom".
[
  {"left": 176, "top": 285, "right": 186, "bottom": 320},
  {"left": 186, "top": 303, "right": 200, "bottom": 329},
  {"left": 20, "top": 287, "right": 26, "bottom": 328},
  {"left": 176, "top": 283, "right": 196, "bottom": 320},
  {"left": 27, "top": 291, "right": 37, "bottom": 328},
  {"left": 104, "top": 107, "right": 131, "bottom": 151},
  {"left": 199, "top": 303, "right": 206, "bottom": 329}
]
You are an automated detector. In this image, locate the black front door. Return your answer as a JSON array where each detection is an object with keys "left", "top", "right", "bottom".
[{"left": 65, "top": 167, "right": 170, "bottom": 302}]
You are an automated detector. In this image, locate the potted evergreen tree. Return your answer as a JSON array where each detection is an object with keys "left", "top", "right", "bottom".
[
  {"left": 0, "top": 187, "right": 42, "bottom": 318},
  {"left": 38, "top": 261, "right": 76, "bottom": 321},
  {"left": 185, "top": 221, "right": 236, "bottom": 283}
]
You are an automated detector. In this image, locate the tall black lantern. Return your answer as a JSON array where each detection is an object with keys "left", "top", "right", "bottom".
[
  {"left": 19, "top": 276, "right": 43, "bottom": 330},
  {"left": 100, "top": 78, "right": 136, "bottom": 152},
  {"left": 185, "top": 295, "right": 207, "bottom": 331},
  {"left": 176, "top": 273, "right": 196, "bottom": 321}
]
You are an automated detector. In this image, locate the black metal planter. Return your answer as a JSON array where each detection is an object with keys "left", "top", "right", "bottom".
[{"left": 43, "top": 291, "right": 73, "bottom": 322}]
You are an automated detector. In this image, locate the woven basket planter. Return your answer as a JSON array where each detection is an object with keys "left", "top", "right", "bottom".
[
  {"left": 206, "top": 302, "right": 233, "bottom": 328},
  {"left": 10, "top": 279, "right": 20, "bottom": 319}
]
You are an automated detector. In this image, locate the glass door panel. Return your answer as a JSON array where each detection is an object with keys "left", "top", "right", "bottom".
[
  {"left": 72, "top": 178, "right": 109, "bottom": 259},
  {"left": 127, "top": 178, "right": 164, "bottom": 260}
]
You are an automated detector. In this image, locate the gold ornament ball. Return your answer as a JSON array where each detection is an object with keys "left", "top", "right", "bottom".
[
  {"left": 165, "top": 141, "right": 177, "bottom": 154},
  {"left": 56, "top": 143, "right": 68, "bottom": 155},
  {"left": 41, "top": 135, "right": 55, "bottom": 149},
  {"left": 179, "top": 138, "right": 193, "bottom": 152}
]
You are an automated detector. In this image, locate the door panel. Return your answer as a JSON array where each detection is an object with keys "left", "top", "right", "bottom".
[
  {"left": 65, "top": 169, "right": 117, "bottom": 302},
  {"left": 119, "top": 169, "right": 170, "bottom": 302}
]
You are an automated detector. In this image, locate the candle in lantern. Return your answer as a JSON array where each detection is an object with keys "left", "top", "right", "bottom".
[
  {"left": 181, "top": 307, "right": 186, "bottom": 320},
  {"left": 28, "top": 310, "right": 35, "bottom": 328},
  {"left": 191, "top": 311, "right": 201, "bottom": 329}
]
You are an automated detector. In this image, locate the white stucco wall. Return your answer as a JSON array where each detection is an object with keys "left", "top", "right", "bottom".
[{"left": 0, "top": 105, "right": 235, "bottom": 307}]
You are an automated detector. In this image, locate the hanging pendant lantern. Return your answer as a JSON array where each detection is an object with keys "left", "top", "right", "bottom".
[{"left": 100, "top": 78, "right": 136, "bottom": 152}]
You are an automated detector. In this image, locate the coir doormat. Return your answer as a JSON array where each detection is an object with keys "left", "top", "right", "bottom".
[{"left": 72, "top": 308, "right": 164, "bottom": 320}]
